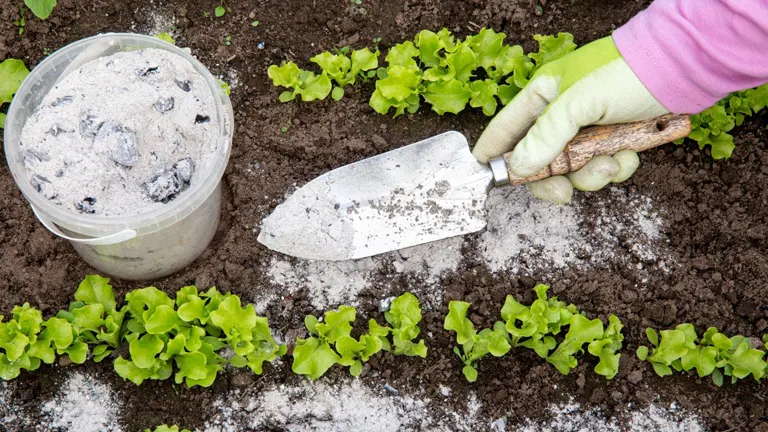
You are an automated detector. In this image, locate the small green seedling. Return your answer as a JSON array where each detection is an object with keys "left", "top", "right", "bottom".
[
  {"left": 224, "top": 35, "right": 232, "bottom": 46},
  {"left": 217, "top": 79, "right": 231, "bottom": 96},
  {"left": 444, "top": 301, "right": 510, "bottom": 382},
  {"left": 251, "top": 20, "right": 260, "bottom": 27},
  {"left": 13, "top": 9, "right": 25, "bottom": 35},
  {"left": 215, "top": 3, "right": 226, "bottom": 17}
]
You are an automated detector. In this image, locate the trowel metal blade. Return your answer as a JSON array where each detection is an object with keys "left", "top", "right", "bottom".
[{"left": 257, "top": 131, "right": 494, "bottom": 260}]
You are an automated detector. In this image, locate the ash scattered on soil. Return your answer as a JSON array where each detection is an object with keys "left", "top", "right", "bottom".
[
  {"left": 515, "top": 399, "right": 705, "bottom": 432},
  {"left": 42, "top": 371, "right": 123, "bottom": 432},
  {"left": 479, "top": 186, "right": 672, "bottom": 276},
  {"left": 0, "top": 381, "right": 30, "bottom": 430},
  {"left": 264, "top": 235, "right": 464, "bottom": 311},
  {"left": 203, "top": 378, "right": 485, "bottom": 432}
]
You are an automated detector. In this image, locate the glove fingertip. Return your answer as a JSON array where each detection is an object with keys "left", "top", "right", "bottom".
[
  {"left": 567, "top": 155, "right": 619, "bottom": 192},
  {"left": 610, "top": 150, "right": 640, "bottom": 183},
  {"left": 528, "top": 176, "right": 573, "bottom": 205}
]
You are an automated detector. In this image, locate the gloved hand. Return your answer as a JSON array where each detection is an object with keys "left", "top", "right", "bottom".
[{"left": 472, "top": 36, "right": 669, "bottom": 204}]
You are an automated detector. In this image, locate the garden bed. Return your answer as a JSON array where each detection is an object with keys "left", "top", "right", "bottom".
[{"left": 1, "top": 0, "right": 768, "bottom": 430}]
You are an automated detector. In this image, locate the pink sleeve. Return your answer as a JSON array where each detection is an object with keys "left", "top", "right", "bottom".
[{"left": 612, "top": 0, "right": 768, "bottom": 114}]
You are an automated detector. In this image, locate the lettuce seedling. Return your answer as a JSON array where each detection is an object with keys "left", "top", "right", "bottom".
[
  {"left": 546, "top": 314, "right": 604, "bottom": 375},
  {"left": 384, "top": 292, "right": 427, "bottom": 358},
  {"left": 292, "top": 306, "right": 354, "bottom": 379},
  {"left": 444, "top": 301, "right": 510, "bottom": 382},
  {"left": 267, "top": 62, "right": 332, "bottom": 102},
  {"left": 675, "top": 83, "right": 768, "bottom": 159},
  {"left": 55, "top": 275, "right": 125, "bottom": 362},
  {"left": 500, "top": 284, "right": 577, "bottom": 357},
  {"left": 293, "top": 292, "right": 425, "bottom": 380},
  {"left": 638, "top": 324, "right": 768, "bottom": 386},
  {"left": 463, "top": 284, "right": 624, "bottom": 380},
  {"left": 370, "top": 42, "right": 423, "bottom": 117},
  {"left": 336, "top": 319, "right": 390, "bottom": 377},
  {"left": 116, "top": 285, "right": 284, "bottom": 387},
  {"left": 587, "top": 315, "right": 624, "bottom": 379},
  {"left": 0, "top": 304, "right": 62, "bottom": 379},
  {"left": 311, "top": 47, "right": 379, "bottom": 100}
]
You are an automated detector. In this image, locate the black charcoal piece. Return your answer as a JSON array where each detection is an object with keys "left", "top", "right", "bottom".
[
  {"left": 174, "top": 79, "right": 191, "bottom": 92},
  {"left": 154, "top": 97, "right": 175, "bottom": 113},
  {"left": 194, "top": 114, "right": 210, "bottom": 124},
  {"left": 51, "top": 96, "right": 74, "bottom": 107},
  {"left": 140, "top": 66, "right": 160, "bottom": 77},
  {"left": 144, "top": 171, "right": 182, "bottom": 203},
  {"left": 94, "top": 121, "right": 138, "bottom": 167},
  {"left": 173, "top": 157, "right": 195, "bottom": 184},
  {"left": 75, "top": 197, "right": 97, "bottom": 214},
  {"left": 79, "top": 113, "right": 102, "bottom": 140}
]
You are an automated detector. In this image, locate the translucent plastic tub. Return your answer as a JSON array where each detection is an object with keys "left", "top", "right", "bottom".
[{"left": 4, "top": 33, "right": 234, "bottom": 280}]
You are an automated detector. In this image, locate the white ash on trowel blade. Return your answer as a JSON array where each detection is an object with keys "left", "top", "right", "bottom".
[
  {"left": 20, "top": 48, "right": 220, "bottom": 216},
  {"left": 93, "top": 121, "right": 138, "bottom": 166}
]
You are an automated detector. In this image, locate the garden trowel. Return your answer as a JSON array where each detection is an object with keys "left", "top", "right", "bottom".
[{"left": 258, "top": 114, "right": 691, "bottom": 261}]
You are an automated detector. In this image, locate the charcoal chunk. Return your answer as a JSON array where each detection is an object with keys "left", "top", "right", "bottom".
[
  {"left": 140, "top": 66, "right": 160, "bottom": 77},
  {"left": 144, "top": 171, "right": 182, "bottom": 203},
  {"left": 75, "top": 197, "right": 97, "bottom": 214},
  {"left": 144, "top": 158, "right": 196, "bottom": 203},
  {"left": 195, "top": 114, "right": 210, "bottom": 124},
  {"left": 173, "top": 157, "right": 195, "bottom": 184},
  {"left": 79, "top": 113, "right": 102, "bottom": 140},
  {"left": 174, "top": 79, "right": 191, "bottom": 92},
  {"left": 154, "top": 97, "right": 175, "bottom": 113},
  {"left": 93, "top": 121, "right": 138, "bottom": 167},
  {"left": 51, "top": 96, "right": 74, "bottom": 107}
]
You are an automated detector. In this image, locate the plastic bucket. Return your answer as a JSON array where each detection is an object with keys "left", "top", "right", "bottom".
[{"left": 3, "top": 33, "right": 234, "bottom": 280}]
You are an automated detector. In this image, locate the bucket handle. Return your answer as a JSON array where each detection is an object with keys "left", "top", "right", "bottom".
[{"left": 31, "top": 205, "right": 138, "bottom": 246}]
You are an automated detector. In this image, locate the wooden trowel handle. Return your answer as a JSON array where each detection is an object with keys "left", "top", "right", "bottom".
[{"left": 499, "top": 114, "right": 692, "bottom": 186}]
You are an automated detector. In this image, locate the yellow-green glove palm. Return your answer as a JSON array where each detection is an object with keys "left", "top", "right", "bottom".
[{"left": 472, "top": 36, "right": 668, "bottom": 204}]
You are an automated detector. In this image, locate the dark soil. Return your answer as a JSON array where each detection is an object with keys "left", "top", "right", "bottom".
[{"left": 2, "top": 0, "right": 768, "bottom": 430}]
